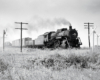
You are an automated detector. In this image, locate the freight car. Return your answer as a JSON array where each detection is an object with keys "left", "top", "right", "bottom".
[
  {"left": 12, "top": 37, "right": 32, "bottom": 47},
  {"left": 26, "top": 40, "right": 35, "bottom": 48}
]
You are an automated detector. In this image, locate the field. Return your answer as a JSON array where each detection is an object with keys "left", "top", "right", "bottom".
[{"left": 0, "top": 47, "right": 100, "bottom": 80}]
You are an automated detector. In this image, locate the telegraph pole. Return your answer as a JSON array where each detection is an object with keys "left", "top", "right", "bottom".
[
  {"left": 97, "top": 35, "right": 100, "bottom": 46},
  {"left": 3, "top": 30, "right": 6, "bottom": 51},
  {"left": 93, "top": 31, "right": 96, "bottom": 49},
  {"left": 15, "top": 22, "right": 28, "bottom": 52},
  {"left": 84, "top": 22, "right": 94, "bottom": 48}
]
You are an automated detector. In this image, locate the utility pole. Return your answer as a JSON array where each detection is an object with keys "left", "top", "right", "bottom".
[
  {"left": 84, "top": 22, "right": 94, "bottom": 48},
  {"left": 93, "top": 31, "right": 96, "bottom": 49},
  {"left": 3, "top": 30, "right": 6, "bottom": 51},
  {"left": 15, "top": 22, "right": 28, "bottom": 52},
  {"left": 97, "top": 35, "right": 100, "bottom": 46}
]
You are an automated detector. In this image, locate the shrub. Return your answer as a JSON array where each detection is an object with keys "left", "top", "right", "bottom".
[{"left": 0, "top": 59, "right": 8, "bottom": 74}]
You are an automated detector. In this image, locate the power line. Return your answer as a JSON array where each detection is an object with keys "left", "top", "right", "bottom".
[
  {"left": 84, "top": 22, "right": 94, "bottom": 48},
  {"left": 15, "top": 22, "right": 28, "bottom": 52}
]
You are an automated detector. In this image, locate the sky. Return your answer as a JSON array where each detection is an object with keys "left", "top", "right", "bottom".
[{"left": 0, "top": 0, "right": 100, "bottom": 47}]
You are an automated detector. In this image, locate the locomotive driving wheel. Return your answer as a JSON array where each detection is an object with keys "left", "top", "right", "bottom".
[{"left": 54, "top": 40, "right": 60, "bottom": 48}]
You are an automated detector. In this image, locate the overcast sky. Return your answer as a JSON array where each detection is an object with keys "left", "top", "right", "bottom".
[{"left": 0, "top": 0, "right": 100, "bottom": 47}]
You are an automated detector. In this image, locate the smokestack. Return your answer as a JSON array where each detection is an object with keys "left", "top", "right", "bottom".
[{"left": 69, "top": 25, "right": 72, "bottom": 30}]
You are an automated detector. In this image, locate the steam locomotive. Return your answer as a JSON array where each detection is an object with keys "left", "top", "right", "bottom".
[
  {"left": 11, "top": 26, "right": 82, "bottom": 48},
  {"left": 42, "top": 26, "right": 82, "bottom": 48}
]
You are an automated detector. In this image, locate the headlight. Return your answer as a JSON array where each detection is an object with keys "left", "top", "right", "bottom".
[{"left": 72, "top": 33, "right": 76, "bottom": 36}]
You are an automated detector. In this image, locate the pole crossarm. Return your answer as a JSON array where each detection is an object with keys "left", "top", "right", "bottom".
[
  {"left": 15, "top": 22, "right": 28, "bottom": 52},
  {"left": 84, "top": 25, "right": 88, "bottom": 26},
  {"left": 84, "top": 22, "right": 94, "bottom": 24},
  {"left": 15, "top": 28, "right": 28, "bottom": 30},
  {"left": 15, "top": 22, "right": 28, "bottom": 24}
]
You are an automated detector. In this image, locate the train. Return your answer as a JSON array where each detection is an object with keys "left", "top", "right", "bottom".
[{"left": 10, "top": 25, "right": 82, "bottom": 49}]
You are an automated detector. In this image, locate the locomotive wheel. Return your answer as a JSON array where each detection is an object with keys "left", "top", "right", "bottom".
[
  {"left": 76, "top": 44, "right": 80, "bottom": 48},
  {"left": 54, "top": 40, "right": 60, "bottom": 48}
]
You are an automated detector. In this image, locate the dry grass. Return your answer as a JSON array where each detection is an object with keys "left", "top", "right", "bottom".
[{"left": 0, "top": 47, "right": 100, "bottom": 80}]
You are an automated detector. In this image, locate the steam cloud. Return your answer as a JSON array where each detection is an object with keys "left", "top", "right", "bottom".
[{"left": 27, "top": 16, "right": 71, "bottom": 34}]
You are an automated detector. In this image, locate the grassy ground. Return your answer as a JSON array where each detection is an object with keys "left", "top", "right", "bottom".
[{"left": 0, "top": 47, "right": 100, "bottom": 80}]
